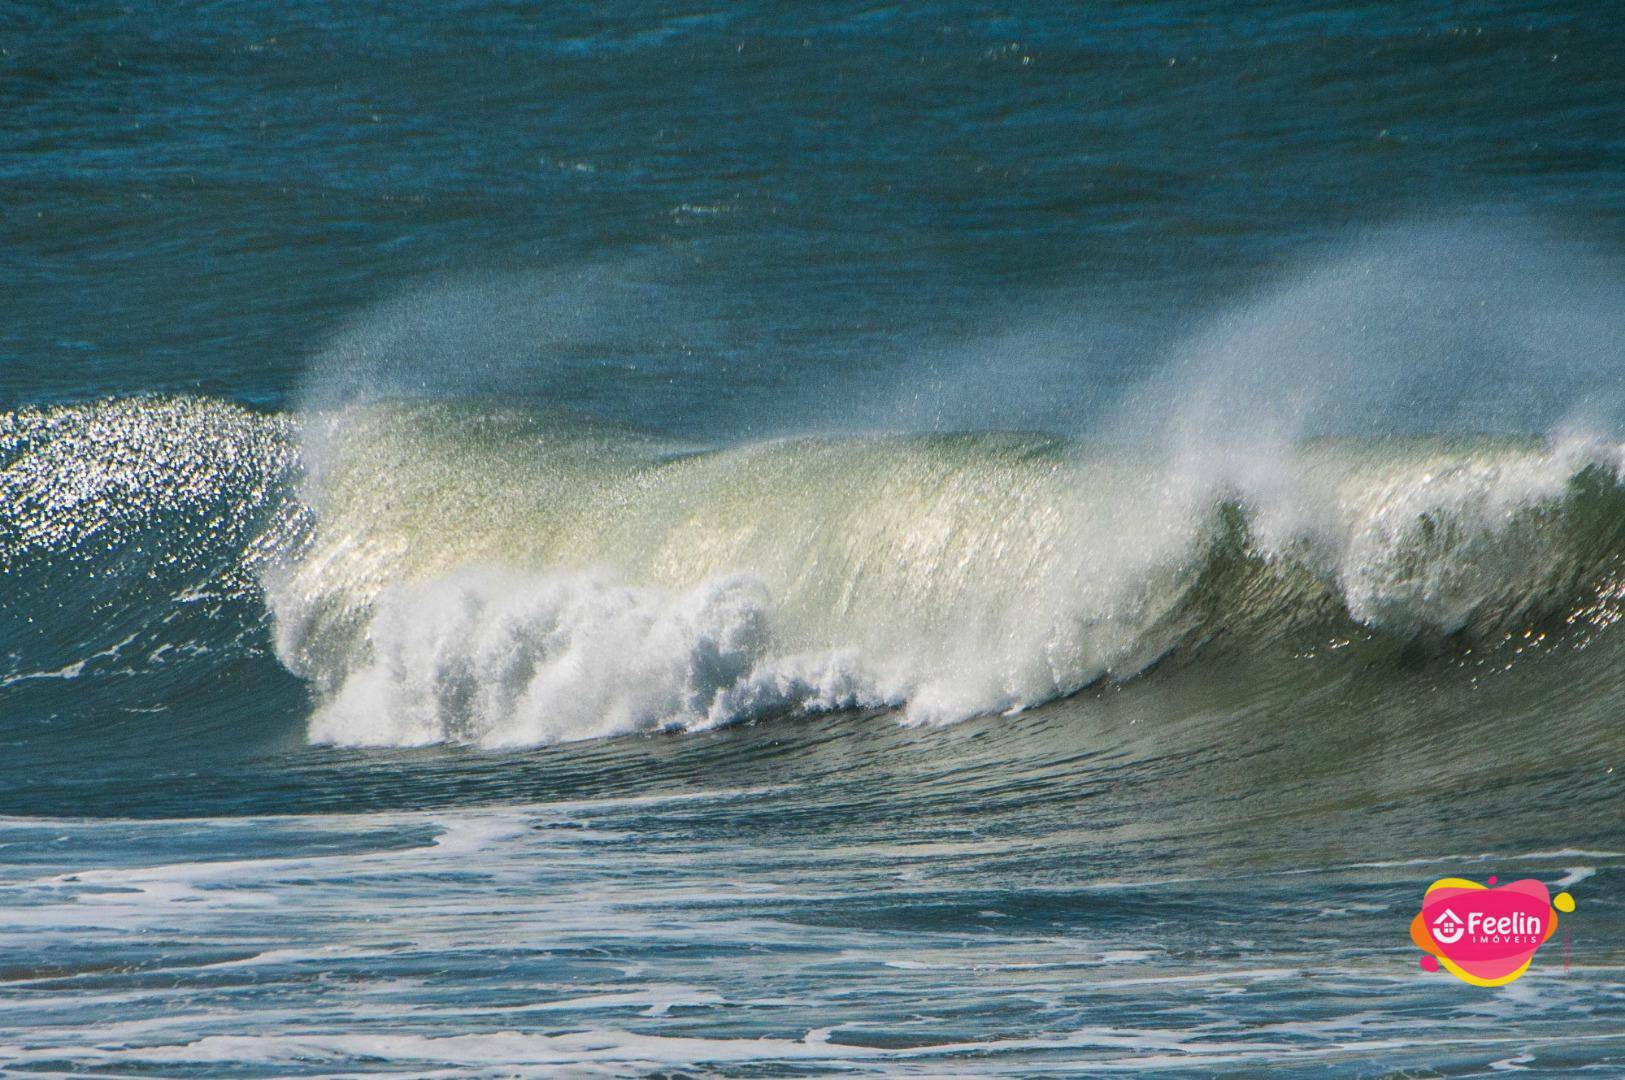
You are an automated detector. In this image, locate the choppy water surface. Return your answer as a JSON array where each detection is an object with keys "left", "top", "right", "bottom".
[{"left": 3, "top": 0, "right": 1624, "bottom": 1074}]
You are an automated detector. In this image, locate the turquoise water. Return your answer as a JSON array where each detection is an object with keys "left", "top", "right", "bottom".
[{"left": 2, "top": 2, "right": 1624, "bottom": 1074}]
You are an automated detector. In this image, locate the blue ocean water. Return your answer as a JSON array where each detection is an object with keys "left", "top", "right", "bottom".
[{"left": 2, "top": 1, "right": 1624, "bottom": 1074}]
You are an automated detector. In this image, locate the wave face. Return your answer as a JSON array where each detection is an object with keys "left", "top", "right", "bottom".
[
  {"left": 261, "top": 401, "right": 1625, "bottom": 747},
  {"left": 0, "top": 398, "right": 301, "bottom": 683}
]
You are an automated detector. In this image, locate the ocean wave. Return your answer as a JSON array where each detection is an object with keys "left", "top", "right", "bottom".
[
  {"left": 3, "top": 397, "right": 1623, "bottom": 748},
  {"left": 0, "top": 397, "right": 304, "bottom": 706},
  {"left": 263, "top": 401, "right": 1625, "bottom": 746}
]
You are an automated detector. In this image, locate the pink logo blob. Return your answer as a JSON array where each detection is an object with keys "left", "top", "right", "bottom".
[{"left": 1411, "top": 876, "right": 1573, "bottom": 986}]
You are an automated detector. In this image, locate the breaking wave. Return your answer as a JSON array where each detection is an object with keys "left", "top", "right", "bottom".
[
  {"left": 3, "top": 397, "right": 1624, "bottom": 750},
  {"left": 267, "top": 402, "right": 1625, "bottom": 746}
]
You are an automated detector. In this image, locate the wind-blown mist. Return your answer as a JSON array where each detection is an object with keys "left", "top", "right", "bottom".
[{"left": 255, "top": 223, "right": 1625, "bottom": 747}]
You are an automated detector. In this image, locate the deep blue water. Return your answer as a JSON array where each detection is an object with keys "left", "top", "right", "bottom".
[
  {"left": 5, "top": 1, "right": 1621, "bottom": 416},
  {"left": 2, "top": 1, "right": 1624, "bottom": 1075}
]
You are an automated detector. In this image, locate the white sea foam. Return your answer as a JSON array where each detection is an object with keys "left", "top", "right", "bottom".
[{"left": 304, "top": 568, "right": 880, "bottom": 746}]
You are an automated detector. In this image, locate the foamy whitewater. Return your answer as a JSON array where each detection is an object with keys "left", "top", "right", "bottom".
[{"left": 4, "top": 2, "right": 1625, "bottom": 1074}]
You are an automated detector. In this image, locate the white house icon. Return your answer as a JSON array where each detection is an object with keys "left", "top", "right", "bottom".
[{"left": 1433, "top": 909, "right": 1465, "bottom": 944}]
